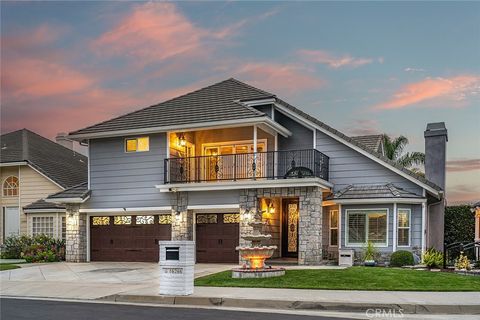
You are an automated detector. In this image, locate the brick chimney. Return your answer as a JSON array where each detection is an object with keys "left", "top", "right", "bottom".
[
  {"left": 56, "top": 132, "right": 74, "bottom": 150},
  {"left": 424, "top": 122, "right": 448, "bottom": 250}
]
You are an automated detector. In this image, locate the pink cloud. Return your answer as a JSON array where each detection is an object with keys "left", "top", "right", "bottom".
[
  {"left": 446, "top": 159, "right": 480, "bottom": 172},
  {"left": 373, "top": 75, "right": 480, "bottom": 110},
  {"left": 344, "top": 119, "right": 381, "bottom": 136},
  {"left": 93, "top": 2, "right": 205, "bottom": 62},
  {"left": 297, "top": 49, "right": 375, "bottom": 69},
  {"left": 234, "top": 63, "right": 325, "bottom": 94},
  {"left": 2, "top": 58, "right": 94, "bottom": 99}
]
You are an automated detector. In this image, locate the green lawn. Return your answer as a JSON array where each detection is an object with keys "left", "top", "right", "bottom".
[
  {"left": 195, "top": 267, "right": 480, "bottom": 291},
  {"left": 0, "top": 264, "right": 20, "bottom": 271}
]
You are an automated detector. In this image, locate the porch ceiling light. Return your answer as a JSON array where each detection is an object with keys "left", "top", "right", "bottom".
[{"left": 178, "top": 133, "right": 187, "bottom": 147}]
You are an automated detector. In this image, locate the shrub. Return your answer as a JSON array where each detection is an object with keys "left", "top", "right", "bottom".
[
  {"left": 363, "top": 241, "right": 379, "bottom": 261},
  {"left": 390, "top": 250, "right": 414, "bottom": 267},
  {"left": 0, "top": 234, "right": 65, "bottom": 262},
  {"left": 454, "top": 251, "right": 472, "bottom": 271},
  {"left": 422, "top": 247, "right": 443, "bottom": 268},
  {"left": 444, "top": 206, "right": 475, "bottom": 245}
]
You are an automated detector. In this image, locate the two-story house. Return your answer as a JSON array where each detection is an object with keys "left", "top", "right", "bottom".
[
  {"left": 0, "top": 129, "right": 87, "bottom": 242},
  {"left": 46, "top": 78, "right": 447, "bottom": 265}
]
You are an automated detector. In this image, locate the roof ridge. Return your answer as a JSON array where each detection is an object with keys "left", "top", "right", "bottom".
[
  {"left": 228, "top": 78, "right": 276, "bottom": 97},
  {"left": 69, "top": 78, "right": 263, "bottom": 136}
]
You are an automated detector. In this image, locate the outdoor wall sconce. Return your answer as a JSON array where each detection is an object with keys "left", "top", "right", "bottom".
[
  {"left": 177, "top": 133, "right": 187, "bottom": 147},
  {"left": 268, "top": 202, "right": 275, "bottom": 215}
]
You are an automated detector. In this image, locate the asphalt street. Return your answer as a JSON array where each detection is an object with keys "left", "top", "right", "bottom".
[{"left": 0, "top": 298, "right": 352, "bottom": 320}]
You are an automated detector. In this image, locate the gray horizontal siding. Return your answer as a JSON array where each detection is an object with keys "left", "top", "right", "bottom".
[
  {"left": 316, "top": 129, "right": 422, "bottom": 195},
  {"left": 86, "top": 133, "right": 172, "bottom": 208},
  {"left": 276, "top": 111, "right": 313, "bottom": 151}
]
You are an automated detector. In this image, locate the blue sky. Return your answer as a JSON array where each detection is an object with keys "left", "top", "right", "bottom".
[{"left": 1, "top": 1, "right": 479, "bottom": 202}]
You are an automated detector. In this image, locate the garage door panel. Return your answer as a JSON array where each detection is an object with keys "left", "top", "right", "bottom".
[
  {"left": 90, "top": 215, "right": 171, "bottom": 262},
  {"left": 196, "top": 213, "right": 239, "bottom": 263}
]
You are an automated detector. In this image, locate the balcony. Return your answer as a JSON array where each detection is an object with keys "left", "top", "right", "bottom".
[{"left": 164, "top": 149, "right": 329, "bottom": 184}]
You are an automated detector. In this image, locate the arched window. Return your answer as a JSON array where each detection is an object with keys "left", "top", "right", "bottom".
[{"left": 3, "top": 176, "right": 19, "bottom": 196}]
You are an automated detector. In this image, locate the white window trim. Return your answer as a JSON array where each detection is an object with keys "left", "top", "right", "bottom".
[
  {"left": 2, "top": 176, "right": 19, "bottom": 198},
  {"left": 124, "top": 136, "right": 150, "bottom": 153},
  {"left": 329, "top": 209, "right": 339, "bottom": 247},
  {"left": 397, "top": 208, "right": 412, "bottom": 247},
  {"left": 345, "top": 208, "right": 389, "bottom": 247}
]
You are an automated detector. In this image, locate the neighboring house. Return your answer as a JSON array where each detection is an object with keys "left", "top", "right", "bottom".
[
  {"left": 474, "top": 201, "right": 480, "bottom": 244},
  {"left": 46, "top": 78, "right": 447, "bottom": 264},
  {"left": 0, "top": 129, "right": 87, "bottom": 242}
]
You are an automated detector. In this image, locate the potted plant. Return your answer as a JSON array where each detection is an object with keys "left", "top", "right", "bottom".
[{"left": 363, "top": 241, "right": 378, "bottom": 266}]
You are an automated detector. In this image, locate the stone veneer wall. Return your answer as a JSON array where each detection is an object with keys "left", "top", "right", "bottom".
[
  {"left": 171, "top": 192, "right": 193, "bottom": 240},
  {"left": 65, "top": 204, "right": 87, "bottom": 262},
  {"left": 239, "top": 187, "right": 323, "bottom": 265}
]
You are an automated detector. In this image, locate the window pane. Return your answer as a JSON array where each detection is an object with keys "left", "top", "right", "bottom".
[
  {"left": 126, "top": 139, "right": 137, "bottom": 152},
  {"left": 114, "top": 216, "right": 131, "bottom": 225},
  {"left": 92, "top": 217, "right": 110, "bottom": 225},
  {"left": 158, "top": 214, "right": 172, "bottom": 225},
  {"left": 330, "top": 211, "right": 338, "bottom": 228},
  {"left": 223, "top": 213, "right": 240, "bottom": 223},
  {"left": 398, "top": 211, "right": 409, "bottom": 228},
  {"left": 196, "top": 214, "right": 217, "bottom": 224},
  {"left": 137, "top": 137, "right": 149, "bottom": 151},
  {"left": 398, "top": 229, "right": 409, "bottom": 246},
  {"left": 32, "top": 216, "right": 54, "bottom": 237},
  {"left": 368, "top": 212, "right": 387, "bottom": 244},
  {"left": 62, "top": 217, "right": 66, "bottom": 240},
  {"left": 330, "top": 229, "right": 338, "bottom": 246},
  {"left": 136, "top": 215, "right": 154, "bottom": 224},
  {"left": 348, "top": 213, "right": 366, "bottom": 244}
]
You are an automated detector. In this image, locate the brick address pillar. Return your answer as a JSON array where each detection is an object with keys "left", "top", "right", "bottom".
[{"left": 65, "top": 204, "right": 87, "bottom": 262}]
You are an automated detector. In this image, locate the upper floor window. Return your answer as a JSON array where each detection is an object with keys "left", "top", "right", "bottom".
[
  {"left": 125, "top": 137, "right": 149, "bottom": 153},
  {"left": 3, "top": 176, "right": 19, "bottom": 196}
]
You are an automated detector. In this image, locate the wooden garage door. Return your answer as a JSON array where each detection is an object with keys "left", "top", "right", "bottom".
[
  {"left": 196, "top": 213, "right": 240, "bottom": 263},
  {"left": 90, "top": 214, "right": 171, "bottom": 262}
]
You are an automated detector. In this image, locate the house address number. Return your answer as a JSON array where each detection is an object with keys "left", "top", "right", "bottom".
[{"left": 163, "top": 268, "right": 183, "bottom": 274}]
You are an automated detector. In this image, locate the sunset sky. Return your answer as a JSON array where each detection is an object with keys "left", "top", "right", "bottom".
[{"left": 1, "top": 1, "right": 479, "bottom": 203}]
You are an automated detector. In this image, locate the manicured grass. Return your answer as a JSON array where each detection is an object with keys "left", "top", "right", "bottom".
[
  {"left": 195, "top": 267, "right": 480, "bottom": 291},
  {"left": 0, "top": 264, "right": 20, "bottom": 271}
]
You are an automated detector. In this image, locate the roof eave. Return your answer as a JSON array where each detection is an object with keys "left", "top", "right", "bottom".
[{"left": 68, "top": 116, "right": 291, "bottom": 140}]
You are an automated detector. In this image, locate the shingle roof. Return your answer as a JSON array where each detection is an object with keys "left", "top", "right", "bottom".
[
  {"left": 47, "top": 182, "right": 90, "bottom": 200},
  {"left": 351, "top": 135, "right": 383, "bottom": 154},
  {"left": 327, "top": 183, "right": 423, "bottom": 200},
  {"left": 274, "top": 98, "right": 442, "bottom": 192},
  {"left": 0, "top": 129, "right": 87, "bottom": 188},
  {"left": 23, "top": 199, "right": 65, "bottom": 211},
  {"left": 69, "top": 78, "right": 273, "bottom": 136}
]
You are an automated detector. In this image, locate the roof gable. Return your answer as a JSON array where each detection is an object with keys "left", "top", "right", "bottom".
[
  {"left": 351, "top": 135, "right": 383, "bottom": 154},
  {"left": 0, "top": 129, "right": 87, "bottom": 188},
  {"left": 69, "top": 78, "right": 274, "bottom": 136}
]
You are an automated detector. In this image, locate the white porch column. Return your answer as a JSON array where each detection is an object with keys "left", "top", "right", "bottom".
[
  {"left": 338, "top": 204, "right": 342, "bottom": 249},
  {"left": 421, "top": 202, "right": 426, "bottom": 256},
  {"left": 393, "top": 203, "right": 397, "bottom": 252},
  {"left": 253, "top": 124, "right": 258, "bottom": 153}
]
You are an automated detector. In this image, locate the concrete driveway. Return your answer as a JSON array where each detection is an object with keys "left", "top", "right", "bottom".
[{"left": 0, "top": 262, "right": 235, "bottom": 300}]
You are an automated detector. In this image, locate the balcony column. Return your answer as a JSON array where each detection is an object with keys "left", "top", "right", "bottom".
[{"left": 253, "top": 125, "right": 257, "bottom": 179}]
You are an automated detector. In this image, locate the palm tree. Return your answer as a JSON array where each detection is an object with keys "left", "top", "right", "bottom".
[{"left": 382, "top": 134, "right": 425, "bottom": 173}]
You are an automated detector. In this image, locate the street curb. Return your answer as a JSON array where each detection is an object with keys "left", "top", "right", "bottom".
[{"left": 99, "top": 294, "right": 480, "bottom": 315}]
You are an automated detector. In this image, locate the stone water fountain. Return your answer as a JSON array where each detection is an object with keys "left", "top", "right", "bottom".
[{"left": 232, "top": 209, "right": 285, "bottom": 278}]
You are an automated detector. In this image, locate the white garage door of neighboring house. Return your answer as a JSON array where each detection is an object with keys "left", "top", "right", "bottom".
[{"left": 4, "top": 207, "right": 20, "bottom": 237}]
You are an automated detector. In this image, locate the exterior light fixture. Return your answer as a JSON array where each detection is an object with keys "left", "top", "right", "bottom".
[
  {"left": 268, "top": 202, "right": 275, "bottom": 214},
  {"left": 178, "top": 133, "right": 187, "bottom": 147}
]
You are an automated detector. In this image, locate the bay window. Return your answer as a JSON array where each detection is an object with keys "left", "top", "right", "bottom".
[
  {"left": 347, "top": 209, "right": 388, "bottom": 246},
  {"left": 397, "top": 209, "right": 411, "bottom": 247}
]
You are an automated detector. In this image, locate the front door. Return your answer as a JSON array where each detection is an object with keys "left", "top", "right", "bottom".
[
  {"left": 4, "top": 207, "right": 20, "bottom": 237},
  {"left": 282, "top": 199, "right": 299, "bottom": 257},
  {"left": 196, "top": 213, "right": 240, "bottom": 263}
]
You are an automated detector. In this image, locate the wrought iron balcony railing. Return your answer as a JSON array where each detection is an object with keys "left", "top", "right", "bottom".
[{"left": 164, "top": 149, "right": 329, "bottom": 184}]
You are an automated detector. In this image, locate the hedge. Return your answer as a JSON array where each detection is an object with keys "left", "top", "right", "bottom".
[{"left": 444, "top": 205, "right": 475, "bottom": 245}]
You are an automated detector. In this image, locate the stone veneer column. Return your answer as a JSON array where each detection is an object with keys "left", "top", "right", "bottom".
[
  {"left": 298, "top": 187, "right": 323, "bottom": 265},
  {"left": 239, "top": 187, "right": 323, "bottom": 265},
  {"left": 65, "top": 204, "right": 87, "bottom": 262},
  {"left": 171, "top": 192, "right": 193, "bottom": 240}
]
